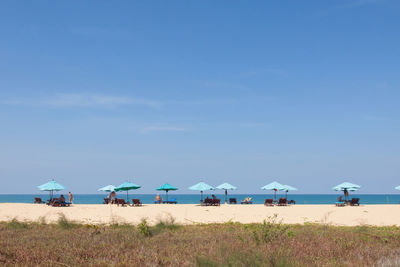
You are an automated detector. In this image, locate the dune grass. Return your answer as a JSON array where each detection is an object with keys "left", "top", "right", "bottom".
[{"left": 1, "top": 215, "right": 400, "bottom": 266}]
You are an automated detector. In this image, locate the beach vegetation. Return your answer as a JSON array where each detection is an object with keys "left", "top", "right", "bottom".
[{"left": 1, "top": 218, "right": 400, "bottom": 266}]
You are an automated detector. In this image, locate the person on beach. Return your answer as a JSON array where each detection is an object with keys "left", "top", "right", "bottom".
[
  {"left": 68, "top": 192, "right": 73, "bottom": 204},
  {"left": 155, "top": 194, "right": 162, "bottom": 203},
  {"left": 344, "top": 189, "right": 349, "bottom": 202},
  {"left": 59, "top": 194, "right": 66, "bottom": 203},
  {"left": 109, "top": 191, "right": 116, "bottom": 204}
]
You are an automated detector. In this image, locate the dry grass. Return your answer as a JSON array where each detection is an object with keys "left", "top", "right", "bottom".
[{"left": 1, "top": 215, "right": 400, "bottom": 266}]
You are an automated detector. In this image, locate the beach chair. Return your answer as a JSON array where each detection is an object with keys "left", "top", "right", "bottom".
[
  {"left": 131, "top": 199, "right": 142, "bottom": 206},
  {"left": 50, "top": 200, "right": 71, "bottom": 207},
  {"left": 240, "top": 197, "right": 253, "bottom": 204},
  {"left": 154, "top": 199, "right": 162, "bottom": 204},
  {"left": 229, "top": 198, "right": 237, "bottom": 204},
  {"left": 163, "top": 198, "right": 177, "bottom": 204},
  {"left": 103, "top": 198, "right": 110, "bottom": 204},
  {"left": 203, "top": 197, "right": 213, "bottom": 206},
  {"left": 212, "top": 198, "right": 221, "bottom": 206},
  {"left": 264, "top": 199, "right": 274, "bottom": 206},
  {"left": 117, "top": 199, "right": 127, "bottom": 207},
  {"left": 34, "top": 197, "right": 44, "bottom": 204},
  {"left": 350, "top": 198, "right": 360, "bottom": 206},
  {"left": 278, "top": 198, "right": 287, "bottom": 206},
  {"left": 335, "top": 201, "right": 345, "bottom": 207},
  {"left": 288, "top": 200, "right": 296, "bottom": 205},
  {"left": 335, "top": 196, "right": 346, "bottom": 207}
]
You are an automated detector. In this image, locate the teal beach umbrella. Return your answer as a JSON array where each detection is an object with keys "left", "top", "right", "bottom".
[
  {"left": 395, "top": 186, "right": 400, "bottom": 191},
  {"left": 261, "top": 181, "right": 285, "bottom": 201},
  {"left": 38, "top": 180, "right": 65, "bottom": 200},
  {"left": 282, "top": 185, "right": 297, "bottom": 198},
  {"left": 115, "top": 181, "right": 141, "bottom": 202},
  {"left": 216, "top": 182, "right": 237, "bottom": 204},
  {"left": 98, "top": 185, "right": 116, "bottom": 193},
  {"left": 333, "top": 182, "right": 360, "bottom": 202},
  {"left": 189, "top": 182, "right": 215, "bottom": 202},
  {"left": 156, "top": 183, "right": 178, "bottom": 202}
]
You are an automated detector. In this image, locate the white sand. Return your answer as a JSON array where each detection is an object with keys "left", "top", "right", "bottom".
[{"left": 1, "top": 203, "right": 400, "bottom": 226}]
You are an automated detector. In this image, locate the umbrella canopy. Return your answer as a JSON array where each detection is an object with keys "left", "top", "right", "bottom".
[
  {"left": 282, "top": 185, "right": 297, "bottom": 198},
  {"left": 115, "top": 182, "right": 141, "bottom": 202},
  {"left": 98, "top": 185, "right": 116, "bottom": 192},
  {"left": 216, "top": 182, "right": 237, "bottom": 204},
  {"left": 282, "top": 185, "right": 297, "bottom": 192},
  {"left": 332, "top": 182, "right": 360, "bottom": 191},
  {"left": 261, "top": 181, "right": 286, "bottom": 191},
  {"left": 189, "top": 182, "right": 214, "bottom": 191},
  {"left": 157, "top": 183, "right": 178, "bottom": 191},
  {"left": 38, "top": 180, "right": 65, "bottom": 191},
  {"left": 156, "top": 183, "right": 178, "bottom": 202},
  {"left": 395, "top": 186, "right": 400, "bottom": 190},
  {"left": 38, "top": 180, "right": 65, "bottom": 200},
  {"left": 189, "top": 182, "right": 215, "bottom": 202},
  {"left": 216, "top": 183, "right": 237, "bottom": 190},
  {"left": 261, "top": 181, "right": 285, "bottom": 201}
]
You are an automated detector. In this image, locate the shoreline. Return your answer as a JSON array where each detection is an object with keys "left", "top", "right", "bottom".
[{"left": 1, "top": 203, "right": 400, "bottom": 226}]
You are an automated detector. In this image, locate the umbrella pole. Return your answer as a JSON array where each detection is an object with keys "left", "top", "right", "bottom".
[
  {"left": 225, "top": 189, "right": 227, "bottom": 204},
  {"left": 166, "top": 190, "right": 169, "bottom": 202},
  {"left": 201, "top": 191, "right": 203, "bottom": 203},
  {"left": 274, "top": 190, "right": 277, "bottom": 202},
  {"left": 126, "top": 190, "right": 128, "bottom": 203}
]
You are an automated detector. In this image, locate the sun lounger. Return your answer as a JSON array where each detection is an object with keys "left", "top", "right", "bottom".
[
  {"left": 34, "top": 197, "right": 44, "bottom": 204},
  {"left": 278, "top": 198, "right": 287, "bottom": 206},
  {"left": 288, "top": 200, "right": 296, "bottom": 205},
  {"left": 229, "top": 198, "right": 237, "bottom": 204},
  {"left": 203, "top": 197, "right": 220, "bottom": 206},
  {"left": 117, "top": 199, "right": 127, "bottom": 207},
  {"left": 103, "top": 198, "right": 110, "bottom": 204},
  {"left": 131, "top": 199, "right": 142, "bottom": 206},
  {"left": 154, "top": 200, "right": 162, "bottom": 204},
  {"left": 335, "top": 201, "right": 345, "bottom": 207},
  {"left": 163, "top": 198, "right": 177, "bottom": 204},
  {"left": 264, "top": 199, "right": 274, "bottom": 206},
  {"left": 50, "top": 200, "right": 71, "bottom": 207},
  {"left": 350, "top": 198, "right": 360, "bottom": 206}
]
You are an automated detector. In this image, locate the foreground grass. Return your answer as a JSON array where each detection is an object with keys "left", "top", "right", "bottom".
[{"left": 1, "top": 216, "right": 400, "bottom": 266}]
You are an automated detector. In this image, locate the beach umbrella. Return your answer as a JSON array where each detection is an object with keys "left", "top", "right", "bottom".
[
  {"left": 395, "top": 186, "right": 400, "bottom": 191},
  {"left": 156, "top": 183, "right": 178, "bottom": 202},
  {"left": 333, "top": 182, "right": 360, "bottom": 202},
  {"left": 261, "top": 181, "right": 285, "bottom": 201},
  {"left": 115, "top": 181, "right": 141, "bottom": 202},
  {"left": 189, "top": 182, "right": 215, "bottom": 203},
  {"left": 282, "top": 185, "right": 297, "bottom": 199},
  {"left": 216, "top": 182, "right": 237, "bottom": 204},
  {"left": 98, "top": 185, "right": 116, "bottom": 193},
  {"left": 38, "top": 180, "right": 65, "bottom": 200}
]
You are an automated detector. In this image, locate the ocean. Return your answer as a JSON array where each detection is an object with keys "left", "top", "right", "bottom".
[{"left": 1, "top": 194, "right": 400, "bottom": 205}]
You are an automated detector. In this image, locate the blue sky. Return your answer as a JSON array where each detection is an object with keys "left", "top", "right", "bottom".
[{"left": 0, "top": 0, "right": 399, "bottom": 194}]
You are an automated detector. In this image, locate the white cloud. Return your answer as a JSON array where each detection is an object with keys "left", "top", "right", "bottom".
[{"left": 0, "top": 93, "right": 161, "bottom": 109}]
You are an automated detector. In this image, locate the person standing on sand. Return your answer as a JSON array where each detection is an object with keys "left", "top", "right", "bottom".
[{"left": 68, "top": 192, "right": 73, "bottom": 204}]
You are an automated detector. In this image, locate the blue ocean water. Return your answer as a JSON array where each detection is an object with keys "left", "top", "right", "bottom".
[{"left": 1, "top": 194, "right": 400, "bottom": 205}]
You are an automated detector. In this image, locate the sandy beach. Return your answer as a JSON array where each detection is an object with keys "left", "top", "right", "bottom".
[{"left": 1, "top": 203, "right": 400, "bottom": 226}]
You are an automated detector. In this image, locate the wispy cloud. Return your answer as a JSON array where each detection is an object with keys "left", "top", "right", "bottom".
[
  {"left": 0, "top": 93, "right": 161, "bottom": 109},
  {"left": 139, "top": 126, "right": 188, "bottom": 134}
]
